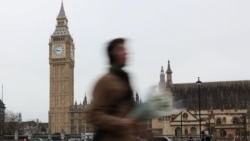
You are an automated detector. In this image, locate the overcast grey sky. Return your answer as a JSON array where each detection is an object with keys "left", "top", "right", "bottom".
[{"left": 1, "top": 0, "right": 250, "bottom": 122}]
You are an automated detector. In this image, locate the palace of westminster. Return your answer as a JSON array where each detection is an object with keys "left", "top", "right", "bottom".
[{"left": 0, "top": 2, "right": 248, "bottom": 140}]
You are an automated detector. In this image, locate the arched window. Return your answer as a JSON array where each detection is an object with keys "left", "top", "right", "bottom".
[
  {"left": 232, "top": 117, "right": 240, "bottom": 125},
  {"left": 241, "top": 116, "right": 246, "bottom": 124},
  {"left": 190, "top": 127, "right": 197, "bottom": 136},
  {"left": 220, "top": 129, "right": 227, "bottom": 137},
  {"left": 223, "top": 117, "right": 226, "bottom": 124},
  {"left": 185, "top": 129, "right": 188, "bottom": 135},
  {"left": 216, "top": 118, "right": 222, "bottom": 125},
  {"left": 183, "top": 113, "right": 188, "bottom": 120},
  {"left": 175, "top": 127, "right": 182, "bottom": 137}
]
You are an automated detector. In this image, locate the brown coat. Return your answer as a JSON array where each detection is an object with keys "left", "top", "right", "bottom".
[{"left": 88, "top": 72, "right": 139, "bottom": 141}]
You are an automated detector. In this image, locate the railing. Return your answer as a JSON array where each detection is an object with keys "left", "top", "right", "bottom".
[
  {"left": 3, "top": 134, "right": 92, "bottom": 141},
  {"left": 166, "top": 136, "right": 249, "bottom": 141},
  {"left": 169, "top": 135, "right": 213, "bottom": 141}
]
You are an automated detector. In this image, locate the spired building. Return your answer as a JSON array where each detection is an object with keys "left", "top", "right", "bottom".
[
  {"left": 48, "top": 3, "right": 141, "bottom": 135},
  {"left": 48, "top": 3, "right": 87, "bottom": 134},
  {"left": 152, "top": 61, "right": 250, "bottom": 140},
  {"left": 49, "top": 2, "right": 75, "bottom": 134},
  {"left": 0, "top": 99, "right": 5, "bottom": 138}
]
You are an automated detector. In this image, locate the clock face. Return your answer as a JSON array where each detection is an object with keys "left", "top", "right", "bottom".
[{"left": 53, "top": 45, "right": 64, "bottom": 56}]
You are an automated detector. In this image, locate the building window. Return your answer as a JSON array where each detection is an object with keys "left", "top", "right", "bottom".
[
  {"left": 79, "top": 126, "right": 82, "bottom": 133},
  {"left": 71, "top": 126, "right": 75, "bottom": 134},
  {"left": 232, "top": 117, "right": 240, "bottom": 125},
  {"left": 78, "top": 119, "right": 82, "bottom": 126},
  {"left": 175, "top": 127, "right": 181, "bottom": 137},
  {"left": 185, "top": 129, "right": 188, "bottom": 135},
  {"left": 216, "top": 118, "right": 222, "bottom": 125},
  {"left": 220, "top": 129, "right": 227, "bottom": 137},
  {"left": 223, "top": 117, "right": 226, "bottom": 124},
  {"left": 241, "top": 115, "right": 246, "bottom": 125},
  {"left": 79, "top": 113, "right": 83, "bottom": 119},
  {"left": 183, "top": 113, "right": 188, "bottom": 120},
  {"left": 191, "top": 127, "right": 197, "bottom": 136}
]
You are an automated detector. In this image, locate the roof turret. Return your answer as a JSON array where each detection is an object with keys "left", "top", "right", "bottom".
[
  {"left": 166, "top": 60, "right": 172, "bottom": 74},
  {"left": 83, "top": 93, "right": 87, "bottom": 105},
  {"left": 160, "top": 66, "right": 165, "bottom": 84}
]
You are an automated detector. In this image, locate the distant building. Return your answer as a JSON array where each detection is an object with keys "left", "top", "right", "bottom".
[
  {"left": 20, "top": 120, "right": 48, "bottom": 135},
  {"left": 152, "top": 61, "right": 250, "bottom": 141},
  {"left": 69, "top": 95, "right": 93, "bottom": 134},
  {"left": 0, "top": 99, "right": 5, "bottom": 137}
]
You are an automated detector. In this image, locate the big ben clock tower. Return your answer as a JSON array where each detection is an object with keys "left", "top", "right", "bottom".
[{"left": 49, "top": 2, "right": 75, "bottom": 134}]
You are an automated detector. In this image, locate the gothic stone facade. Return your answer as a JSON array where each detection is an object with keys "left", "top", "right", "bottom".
[
  {"left": 152, "top": 61, "right": 250, "bottom": 140},
  {"left": 69, "top": 98, "right": 94, "bottom": 134},
  {"left": 152, "top": 109, "right": 248, "bottom": 140}
]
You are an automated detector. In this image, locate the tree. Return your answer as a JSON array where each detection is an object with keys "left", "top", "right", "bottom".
[
  {"left": 4, "top": 110, "right": 19, "bottom": 134},
  {"left": 22, "top": 120, "right": 37, "bottom": 135}
]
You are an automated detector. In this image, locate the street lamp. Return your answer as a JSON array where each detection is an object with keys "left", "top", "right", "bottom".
[
  {"left": 48, "top": 133, "right": 51, "bottom": 141},
  {"left": 196, "top": 77, "right": 202, "bottom": 139},
  {"left": 60, "top": 132, "right": 64, "bottom": 141},
  {"left": 242, "top": 114, "right": 247, "bottom": 141},
  {"left": 181, "top": 111, "right": 183, "bottom": 139}
]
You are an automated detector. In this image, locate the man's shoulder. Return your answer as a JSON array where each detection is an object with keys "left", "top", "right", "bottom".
[
  {"left": 99, "top": 72, "right": 118, "bottom": 82},
  {"left": 93, "top": 72, "right": 119, "bottom": 89}
]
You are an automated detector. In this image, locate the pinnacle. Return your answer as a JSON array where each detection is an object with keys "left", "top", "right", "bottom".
[
  {"left": 57, "top": 1, "right": 67, "bottom": 19},
  {"left": 167, "top": 60, "right": 172, "bottom": 73}
]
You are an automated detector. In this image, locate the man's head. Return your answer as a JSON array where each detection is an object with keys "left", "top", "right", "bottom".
[{"left": 107, "top": 38, "right": 127, "bottom": 67}]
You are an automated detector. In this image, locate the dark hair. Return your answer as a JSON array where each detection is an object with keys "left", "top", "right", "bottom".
[{"left": 107, "top": 38, "right": 125, "bottom": 65}]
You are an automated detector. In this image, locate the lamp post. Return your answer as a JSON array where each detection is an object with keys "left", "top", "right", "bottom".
[
  {"left": 181, "top": 111, "right": 183, "bottom": 140},
  {"left": 196, "top": 77, "right": 202, "bottom": 140},
  {"left": 242, "top": 114, "right": 246, "bottom": 141},
  {"left": 48, "top": 133, "right": 51, "bottom": 141},
  {"left": 61, "top": 132, "right": 64, "bottom": 141}
]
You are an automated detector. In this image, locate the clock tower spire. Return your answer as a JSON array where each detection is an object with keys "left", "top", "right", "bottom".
[
  {"left": 57, "top": 2, "right": 67, "bottom": 20},
  {"left": 49, "top": 2, "right": 75, "bottom": 134},
  {"left": 52, "top": 1, "right": 70, "bottom": 36}
]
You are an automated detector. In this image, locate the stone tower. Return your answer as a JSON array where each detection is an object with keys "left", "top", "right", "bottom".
[
  {"left": 159, "top": 66, "right": 165, "bottom": 88},
  {"left": 166, "top": 60, "right": 172, "bottom": 87},
  {"left": 48, "top": 2, "right": 75, "bottom": 134},
  {"left": 83, "top": 94, "right": 87, "bottom": 106}
]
